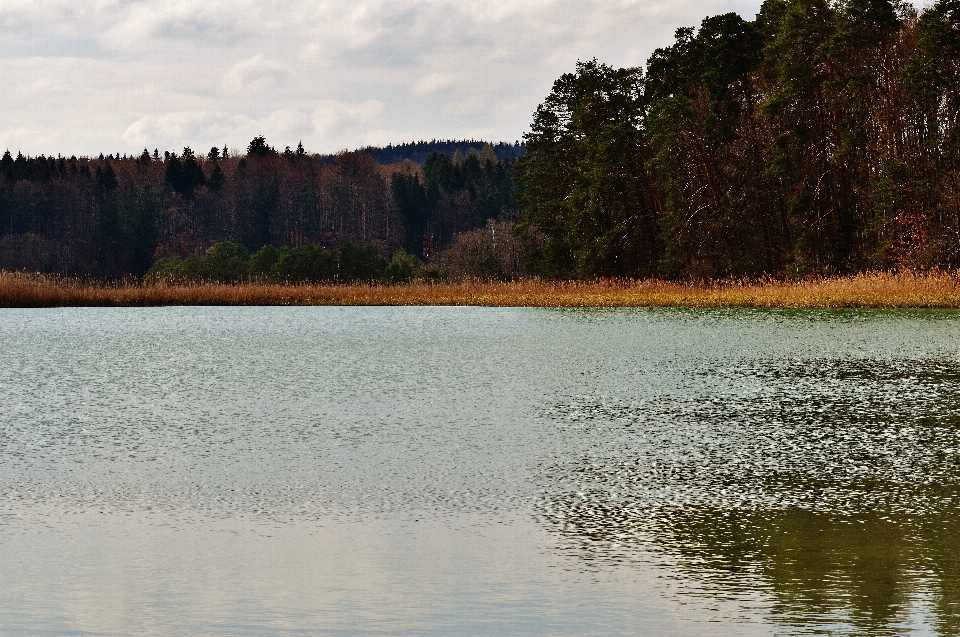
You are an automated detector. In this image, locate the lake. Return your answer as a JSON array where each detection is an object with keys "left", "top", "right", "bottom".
[{"left": 2, "top": 306, "right": 960, "bottom": 635}]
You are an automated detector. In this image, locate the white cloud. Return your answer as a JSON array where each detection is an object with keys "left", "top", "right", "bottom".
[
  {"left": 0, "top": 0, "right": 796, "bottom": 155},
  {"left": 123, "top": 111, "right": 254, "bottom": 149},
  {"left": 412, "top": 73, "right": 458, "bottom": 96},
  {"left": 236, "top": 108, "right": 313, "bottom": 148},
  {"left": 443, "top": 96, "right": 489, "bottom": 118},
  {"left": 221, "top": 54, "right": 291, "bottom": 95},
  {"left": 100, "top": 1, "right": 259, "bottom": 51},
  {"left": 124, "top": 108, "right": 316, "bottom": 153},
  {"left": 311, "top": 100, "right": 384, "bottom": 150}
]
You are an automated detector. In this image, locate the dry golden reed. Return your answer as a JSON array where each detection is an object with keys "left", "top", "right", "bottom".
[{"left": 4, "top": 271, "right": 960, "bottom": 308}]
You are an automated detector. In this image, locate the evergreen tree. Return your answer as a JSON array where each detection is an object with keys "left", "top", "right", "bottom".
[
  {"left": 247, "top": 135, "right": 275, "bottom": 157},
  {"left": 391, "top": 173, "right": 428, "bottom": 258},
  {"left": 208, "top": 163, "right": 225, "bottom": 192},
  {"left": 120, "top": 185, "right": 157, "bottom": 276},
  {"left": 515, "top": 59, "right": 658, "bottom": 278},
  {"left": 164, "top": 153, "right": 184, "bottom": 196},
  {"left": 1, "top": 151, "right": 12, "bottom": 181},
  {"left": 94, "top": 161, "right": 121, "bottom": 276}
]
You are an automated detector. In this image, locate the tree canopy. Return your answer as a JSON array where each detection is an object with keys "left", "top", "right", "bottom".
[{"left": 515, "top": 0, "right": 960, "bottom": 278}]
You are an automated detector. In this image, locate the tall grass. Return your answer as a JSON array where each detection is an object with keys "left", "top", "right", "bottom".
[{"left": 4, "top": 271, "right": 960, "bottom": 308}]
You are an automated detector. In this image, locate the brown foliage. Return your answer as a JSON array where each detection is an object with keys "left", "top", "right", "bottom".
[
  {"left": 0, "top": 233, "right": 77, "bottom": 275},
  {"left": 5, "top": 270, "right": 960, "bottom": 308},
  {"left": 435, "top": 220, "right": 522, "bottom": 280}
]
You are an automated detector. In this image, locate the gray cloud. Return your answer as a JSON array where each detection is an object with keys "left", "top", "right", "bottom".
[{"left": 1, "top": 0, "right": 775, "bottom": 156}]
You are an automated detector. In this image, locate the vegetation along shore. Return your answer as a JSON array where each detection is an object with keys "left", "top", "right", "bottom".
[{"left": 5, "top": 271, "right": 960, "bottom": 309}]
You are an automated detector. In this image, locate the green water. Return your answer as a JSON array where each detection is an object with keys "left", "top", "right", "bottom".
[{"left": 1, "top": 307, "right": 959, "bottom": 635}]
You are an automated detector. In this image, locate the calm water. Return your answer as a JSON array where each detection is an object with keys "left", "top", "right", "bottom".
[{"left": 2, "top": 307, "right": 960, "bottom": 636}]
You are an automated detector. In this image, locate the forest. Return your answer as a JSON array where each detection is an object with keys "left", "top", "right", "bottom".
[
  {"left": 351, "top": 140, "right": 525, "bottom": 166},
  {"left": 3, "top": 0, "right": 960, "bottom": 282},
  {"left": 0, "top": 139, "right": 519, "bottom": 281},
  {"left": 517, "top": 0, "right": 960, "bottom": 279}
]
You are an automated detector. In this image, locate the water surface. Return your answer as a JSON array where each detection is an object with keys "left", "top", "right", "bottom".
[{"left": 2, "top": 307, "right": 960, "bottom": 635}]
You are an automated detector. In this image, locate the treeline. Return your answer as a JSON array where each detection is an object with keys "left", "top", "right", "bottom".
[
  {"left": 516, "top": 0, "right": 960, "bottom": 279},
  {"left": 352, "top": 140, "right": 525, "bottom": 166},
  {"left": 0, "top": 137, "right": 517, "bottom": 278}
]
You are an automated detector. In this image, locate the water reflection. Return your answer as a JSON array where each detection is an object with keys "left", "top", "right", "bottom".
[{"left": 538, "top": 357, "right": 960, "bottom": 634}]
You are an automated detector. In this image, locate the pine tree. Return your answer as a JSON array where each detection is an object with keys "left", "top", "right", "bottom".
[{"left": 247, "top": 136, "right": 274, "bottom": 157}]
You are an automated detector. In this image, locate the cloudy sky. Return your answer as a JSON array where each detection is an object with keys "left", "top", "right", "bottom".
[{"left": 0, "top": 0, "right": 767, "bottom": 157}]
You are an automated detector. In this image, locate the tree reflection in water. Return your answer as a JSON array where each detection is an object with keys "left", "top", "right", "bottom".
[{"left": 537, "top": 358, "right": 960, "bottom": 634}]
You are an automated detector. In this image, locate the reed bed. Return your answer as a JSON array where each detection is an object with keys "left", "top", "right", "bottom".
[{"left": 4, "top": 271, "right": 960, "bottom": 308}]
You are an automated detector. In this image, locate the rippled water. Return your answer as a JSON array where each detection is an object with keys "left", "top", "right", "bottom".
[{"left": 3, "top": 307, "right": 960, "bottom": 635}]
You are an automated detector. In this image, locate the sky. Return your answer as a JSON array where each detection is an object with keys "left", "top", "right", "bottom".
[{"left": 0, "top": 0, "right": 770, "bottom": 157}]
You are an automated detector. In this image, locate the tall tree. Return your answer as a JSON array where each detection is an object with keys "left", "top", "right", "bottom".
[
  {"left": 646, "top": 13, "right": 773, "bottom": 277},
  {"left": 515, "top": 59, "right": 659, "bottom": 278}
]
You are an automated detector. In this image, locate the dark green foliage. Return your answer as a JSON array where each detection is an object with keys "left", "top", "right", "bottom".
[
  {"left": 246, "top": 180, "right": 279, "bottom": 251},
  {"left": 391, "top": 173, "right": 427, "bottom": 258},
  {"left": 119, "top": 186, "right": 158, "bottom": 276},
  {"left": 908, "top": 0, "right": 960, "bottom": 131},
  {"left": 1, "top": 151, "right": 12, "bottom": 181},
  {"left": 147, "top": 241, "right": 249, "bottom": 283},
  {"left": 646, "top": 12, "right": 775, "bottom": 277},
  {"left": 384, "top": 249, "right": 419, "bottom": 283},
  {"left": 270, "top": 242, "right": 388, "bottom": 282},
  {"left": 164, "top": 154, "right": 183, "bottom": 194},
  {"left": 94, "top": 163, "right": 121, "bottom": 276},
  {"left": 13, "top": 153, "right": 30, "bottom": 181},
  {"left": 273, "top": 244, "right": 332, "bottom": 281},
  {"left": 182, "top": 148, "right": 205, "bottom": 192},
  {"left": 96, "top": 161, "right": 118, "bottom": 192},
  {"left": 164, "top": 147, "right": 205, "bottom": 199},
  {"left": 201, "top": 241, "right": 249, "bottom": 281},
  {"left": 147, "top": 240, "right": 391, "bottom": 283},
  {"left": 356, "top": 140, "right": 524, "bottom": 165},
  {"left": 423, "top": 151, "right": 515, "bottom": 223},
  {"left": 207, "top": 163, "right": 225, "bottom": 192},
  {"left": 335, "top": 242, "right": 388, "bottom": 281},
  {"left": 515, "top": 59, "right": 659, "bottom": 279},
  {"left": 388, "top": 148, "right": 517, "bottom": 259},
  {"left": 247, "top": 136, "right": 275, "bottom": 157},
  {"left": 248, "top": 244, "right": 282, "bottom": 277}
]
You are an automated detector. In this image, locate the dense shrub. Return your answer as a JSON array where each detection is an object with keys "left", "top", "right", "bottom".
[{"left": 146, "top": 240, "right": 392, "bottom": 283}]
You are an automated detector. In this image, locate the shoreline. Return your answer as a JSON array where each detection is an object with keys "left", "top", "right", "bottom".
[{"left": 5, "top": 271, "right": 960, "bottom": 309}]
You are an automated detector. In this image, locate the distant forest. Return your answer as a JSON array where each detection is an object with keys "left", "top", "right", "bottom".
[
  {"left": 349, "top": 140, "right": 525, "bottom": 166},
  {"left": 5, "top": 0, "right": 960, "bottom": 282},
  {"left": 0, "top": 139, "right": 518, "bottom": 280}
]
